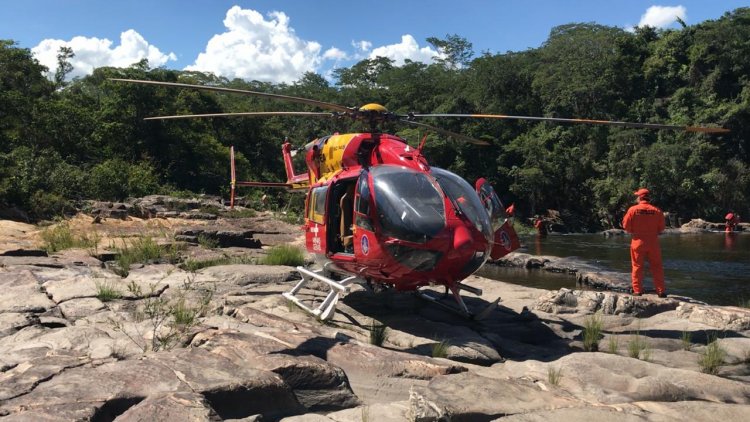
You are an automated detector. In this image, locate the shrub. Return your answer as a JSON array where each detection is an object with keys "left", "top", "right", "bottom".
[
  {"left": 29, "top": 191, "right": 73, "bottom": 220},
  {"left": 262, "top": 245, "right": 305, "bottom": 266},
  {"left": 89, "top": 159, "right": 160, "bottom": 201}
]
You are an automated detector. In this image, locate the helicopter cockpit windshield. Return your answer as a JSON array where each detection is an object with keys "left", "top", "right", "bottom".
[
  {"left": 431, "top": 167, "right": 493, "bottom": 244},
  {"left": 371, "top": 165, "right": 446, "bottom": 243}
]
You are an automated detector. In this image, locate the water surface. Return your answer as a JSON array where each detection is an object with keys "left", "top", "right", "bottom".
[{"left": 477, "top": 232, "right": 750, "bottom": 306}]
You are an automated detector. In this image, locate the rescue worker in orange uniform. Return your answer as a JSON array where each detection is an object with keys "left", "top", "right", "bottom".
[
  {"left": 725, "top": 212, "right": 740, "bottom": 232},
  {"left": 622, "top": 188, "right": 667, "bottom": 297}
]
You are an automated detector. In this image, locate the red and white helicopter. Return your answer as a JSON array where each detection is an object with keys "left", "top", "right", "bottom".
[{"left": 112, "top": 78, "right": 728, "bottom": 320}]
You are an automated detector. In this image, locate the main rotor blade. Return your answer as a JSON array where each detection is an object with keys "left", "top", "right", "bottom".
[
  {"left": 109, "top": 78, "right": 352, "bottom": 113},
  {"left": 411, "top": 114, "right": 730, "bottom": 134},
  {"left": 400, "top": 120, "right": 490, "bottom": 145},
  {"left": 144, "top": 111, "right": 336, "bottom": 120}
]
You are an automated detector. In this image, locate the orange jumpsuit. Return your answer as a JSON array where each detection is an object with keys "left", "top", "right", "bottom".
[{"left": 622, "top": 200, "right": 665, "bottom": 295}]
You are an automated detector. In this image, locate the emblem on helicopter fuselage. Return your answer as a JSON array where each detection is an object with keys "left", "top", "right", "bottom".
[
  {"left": 500, "top": 230, "right": 511, "bottom": 251},
  {"left": 361, "top": 234, "right": 369, "bottom": 255}
]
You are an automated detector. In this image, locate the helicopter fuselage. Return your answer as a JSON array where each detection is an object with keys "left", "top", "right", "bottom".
[{"left": 297, "top": 132, "right": 517, "bottom": 292}]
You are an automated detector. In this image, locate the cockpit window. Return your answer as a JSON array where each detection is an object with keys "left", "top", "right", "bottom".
[
  {"left": 372, "top": 165, "right": 445, "bottom": 243},
  {"left": 431, "top": 167, "right": 492, "bottom": 242}
]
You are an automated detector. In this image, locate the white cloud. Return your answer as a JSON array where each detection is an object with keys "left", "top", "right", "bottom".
[
  {"left": 185, "top": 6, "right": 328, "bottom": 83},
  {"left": 368, "top": 35, "right": 444, "bottom": 66},
  {"left": 638, "top": 5, "right": 687, "bottom": 28},
  {"left": 31, "top": 30, "right": 176, "bottom": 80},
  {"left": 352, "top": 40, "right": 372, "bottom": 52},
  {"left": 323, "top": 47, "right": 348, "bottom": 60}
]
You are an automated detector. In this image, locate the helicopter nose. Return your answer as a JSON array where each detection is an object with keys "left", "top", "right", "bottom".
[{"left": 453, "top": 224, "right": 472, "bottom": 250}]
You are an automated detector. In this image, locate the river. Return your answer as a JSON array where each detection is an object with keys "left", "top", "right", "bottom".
[{"left": 477, "top": 231, "right": 750, "bottom": 306}]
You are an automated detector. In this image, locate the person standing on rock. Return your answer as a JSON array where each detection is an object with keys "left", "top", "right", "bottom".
[{"left": 622, "top": 188, "right": 667, "bottom": 298}]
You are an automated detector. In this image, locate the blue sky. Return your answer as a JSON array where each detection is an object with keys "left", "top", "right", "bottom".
[{"left": 1, "top": 1, "right": 747, "bottom": 83}]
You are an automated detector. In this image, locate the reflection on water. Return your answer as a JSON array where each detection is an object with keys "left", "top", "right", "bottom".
[{"left": 477, "top": 232, "right": 750, "bottom": 306}]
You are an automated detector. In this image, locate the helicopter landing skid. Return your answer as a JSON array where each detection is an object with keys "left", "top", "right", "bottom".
[
  {"left": 283, "top": 266, "right": 362, "bottom": 321},
  {"left": 417, "top": 283, "right": 501, "bottom": 320}
]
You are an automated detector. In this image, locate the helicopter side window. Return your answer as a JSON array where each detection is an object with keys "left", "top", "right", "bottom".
[
  {"left": 355, "top": 171, "right": 373, "bottom": 231},
  {"left": 308, "top": 186, "right": 328, "bottom": 225}
]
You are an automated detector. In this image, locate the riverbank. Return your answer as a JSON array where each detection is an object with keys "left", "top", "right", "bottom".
[{"left": 1, "top": 203, "right": 749, "bottom": 420}]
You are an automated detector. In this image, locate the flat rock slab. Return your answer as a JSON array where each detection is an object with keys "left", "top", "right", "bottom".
[
  {"left": 0, "top": 221, "right": 40, "bottom": 255},
  {"left": 113, "top": 392, "right": 222, "bottom": 421},
  {"left": 0, "top": 313, "right": 37, "bottom": 337},
  {"left": 57, "top": 297, "right": 106, "bottom": 320},
  {"left": 199, "top": 264, "right": 298, "bottom": 286},
  {"left": 490, "top": 352, "right": 750, "bottom": 405},
  {"left": 0, "top": 354, "right": 90, "bottom": 401},
  {"left": 195, "top": 329, "right": 359, "bottom": 412},
  {"left": 409, "top": 371, "right": 581, "bottom": 420},
  {"left": 0, "top": 269, "right": 55, "bottom": 313}
]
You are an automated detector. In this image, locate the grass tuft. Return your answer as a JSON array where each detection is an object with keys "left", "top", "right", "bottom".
[
  {"left": 431, "top": 340, "right": 450, "bottom": 358},
  {"left": 607, "top": 335, "right": 619, "bottom": 354},
  {"left": 181, "top": 255, "right": 254, "bottom": 272},
  {"left": 261, "top": 245, "right": 305, "bottom": 266},
  {"left": 681, "top": 330, "right": 693, "bottom": 351},
  {"left": 547, "top": 366, "right": 563, "bottom": 386},
  {"left": 40, "top": 221, "right": 100, "bottom": 253},
  {"left": 369, "top": 322, "right": 388, "bottom": 346},
  {"left": 627, "top": 330, "right": 649, "bottom": 360},
  {"left": 113, "top": 236, "right": 183, "bottom": 276},
  {"left": 96, "top": 281, "right": 122, "bottom": 302},
  {"left": 698, "top": 334, "right": 726, "bottom": 375},
  {"left": 171, "top": 299, "right": 197, "bottom": 327},
  {"left": 582, "top": 312, "right": 603, "bottom": 352},
  {"left": 196, "top": 234, "right": 219, "bottom": 249}
]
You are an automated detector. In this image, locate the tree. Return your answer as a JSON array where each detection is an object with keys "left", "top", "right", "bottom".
[
  {"left": 54, "top": 46, "right": 74, "bottom": 88},
  {"left": 427, "top": 34, "right": 474, "bottom": 69}
]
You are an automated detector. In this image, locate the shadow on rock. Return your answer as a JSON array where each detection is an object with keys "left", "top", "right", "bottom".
[{"left": 340, "top": 289, "right": 574, "bottom": 364}]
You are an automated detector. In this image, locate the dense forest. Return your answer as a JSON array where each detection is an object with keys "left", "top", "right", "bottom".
[{"left": 1, "top": 9, "right": 749, "bottom": 230}]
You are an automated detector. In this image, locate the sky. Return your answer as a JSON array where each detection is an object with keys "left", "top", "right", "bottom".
[{"left": 1, "top": 1, "right": 747, "bottom": 84}]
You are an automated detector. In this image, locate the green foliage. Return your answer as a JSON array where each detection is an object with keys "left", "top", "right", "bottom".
[
  {"left": 40, "top": 221, "right": 99, "bottom": 253},
  {"left": 698, "top": 334, "right": 726, "bottom": 375},
  {"left": 89, "top": 159, "right": 160, "bottom": 201},
  {"left": 114, "top": 236, "right": 165, "bottom": 276},
  {"left": 2, "top": 9, "right": 750, "bottom": 225},
  {"left": 582, "top": 313, "right": 603, "bottom": 352},
  {"left": 261, "top": 245, "right": 305, "bottom": 266}
]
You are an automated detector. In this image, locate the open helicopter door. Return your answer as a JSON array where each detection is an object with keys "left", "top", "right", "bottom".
[
  {"left": 304, "top": 185, "right": 329, "bottom": 254},
  {"left": 476, "top": 178, "right": 520, "bottom": 260}
]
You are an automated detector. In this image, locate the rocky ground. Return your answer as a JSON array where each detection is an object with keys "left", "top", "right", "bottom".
[{"left": 1, "top": 197, "right": 749, "bottom": 421}]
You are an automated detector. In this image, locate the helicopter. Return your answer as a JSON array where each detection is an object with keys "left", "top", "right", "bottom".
[{"left": 111, "top": 78, "right": 729, "bottom": 320}]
